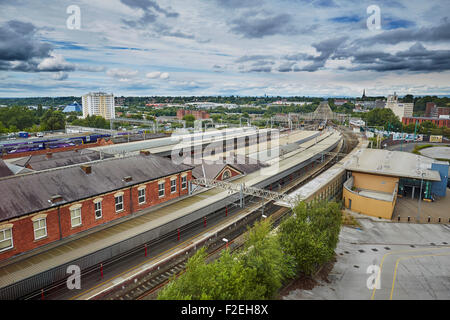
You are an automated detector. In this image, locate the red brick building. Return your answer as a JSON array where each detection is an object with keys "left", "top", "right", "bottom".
[
  {"left": 0, "top": 153, "right": 193, "bottom": 261},
  {"left": 402, "top": 116, "right": 450, "bottom": 128},
  {"left": 176, "top": 109, "right": 210, "bottom": 120},
  {"left": 425, "top": 102, "right": 450, "bottom": 118}
]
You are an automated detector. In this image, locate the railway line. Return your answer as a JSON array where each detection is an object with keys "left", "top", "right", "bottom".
[
  {"left": 84, "top": 127, "right": 358, "bottom": 301},
  {"left": 1, "top": 126, "right": 357, "bottom": 300}
]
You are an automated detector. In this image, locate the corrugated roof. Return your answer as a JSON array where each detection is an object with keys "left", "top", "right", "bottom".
[{"left": 0, "top": 154, "right": 193, "bottom": 222}]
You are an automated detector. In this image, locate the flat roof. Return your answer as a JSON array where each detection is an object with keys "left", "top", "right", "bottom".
[{"left": 345, "top": 149, "right": 442, "bottom": 181}]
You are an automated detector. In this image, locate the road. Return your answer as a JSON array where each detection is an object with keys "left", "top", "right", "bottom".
[{"left": 282, "top": 219, "right": 450, "bottom": 300}]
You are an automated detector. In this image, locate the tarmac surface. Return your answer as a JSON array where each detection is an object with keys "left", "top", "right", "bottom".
[
  {"left": 393, "top": 189, "right": 450, "bottom": 223},
  {"left": 282, "top": 218, "right": 450, "bottom": 300},
  {"left": 420, "top": 146, "right": 450, "bottom": 160}
]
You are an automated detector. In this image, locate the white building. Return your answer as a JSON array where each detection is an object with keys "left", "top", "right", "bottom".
[
  {"left": 385, "top": 93, "right": 413, "bottom": 120},
  {"left": 82, "top": 92, "right": 115, "bottom": 120}
]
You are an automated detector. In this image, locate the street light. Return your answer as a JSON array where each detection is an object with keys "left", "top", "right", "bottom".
[
  {"left": 222, "top": 238, "right": 229, "bottom": 250},
  {"left": 417, "top": 172, "right": 425, "bottom": 223}
]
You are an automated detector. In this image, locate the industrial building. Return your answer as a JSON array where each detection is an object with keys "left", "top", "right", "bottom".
[{"left": 342, "top": 149, "right": 448, "bottom": 219}]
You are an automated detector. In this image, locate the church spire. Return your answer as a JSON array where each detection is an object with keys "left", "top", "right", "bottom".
[{"left": 362, "top": 89, "right": 366, "bottom": 100}]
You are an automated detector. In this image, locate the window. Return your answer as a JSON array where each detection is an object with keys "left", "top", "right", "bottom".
[
  {"left": 115, "top": 195, "right": 124, "bottom": 212},
  {"left": 95, "top": 201, "right": 102, "bottom": 219},
  {"left": 170, "top": 179, "right": 177, "bottom": 194},
  {"left": 222, "top": 169, "right": 231, "bottom": 180},
  {"left": 70, "top": 207, "right": 82, "bottom": 228},
  {"left": 158, "top": 181, "right": 165, "bottom": 198},
  {"left": 0, "top": 228, "right": 13, "bottom": 252},
  {"left": 138, "top": 188, "right": 146, "bottom": 204},
  {"left": 181, "top": 175, "right": 187, "bottom": 190},
  {"left": 33, "top": 218, "right": 47, "bottom": 240}
]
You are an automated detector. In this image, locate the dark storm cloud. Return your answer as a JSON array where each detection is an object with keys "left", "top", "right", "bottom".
[
  {"left": 298, "top": 36, "right": 348, "bottom": 72},
  {"left": 359, "top": 18, "right": 450, "bottom": 45},
  {"left": 0, "top": 20, "right": 52, "bottom": 63},
  {"left": 120, "top": 0, "right": 178, "bottom": 18},
  {"left": 229, "top": 12, "right": 296, "bottom": 38},
  {"left": 120, "top": 0, "right": 193, "bottom": 39},
  {"left": 278, "top": 61, "right": 296, "bottom": 72},
  {"left": 344, "top": 43, "right": 450, "bottom": 72},
  {"left": 235, "top": 55, "right": 275, "bottom": 63}
]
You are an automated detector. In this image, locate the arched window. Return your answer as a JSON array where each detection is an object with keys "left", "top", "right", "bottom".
[{"left": 222, "top": 169, "right": 232, "bottom": 180}]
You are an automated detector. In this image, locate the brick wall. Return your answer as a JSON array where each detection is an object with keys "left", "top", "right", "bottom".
[{"left": 0, "top": 170, "right": 192, "bottom": 261}]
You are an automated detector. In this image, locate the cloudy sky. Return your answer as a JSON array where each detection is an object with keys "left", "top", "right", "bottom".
[{"left": 0, "top": 0, "right": 449, "bottom": 97}]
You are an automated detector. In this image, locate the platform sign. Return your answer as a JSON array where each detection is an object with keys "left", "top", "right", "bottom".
[{"left": 430, "top": 135, "right": 443, "bottom": 143}]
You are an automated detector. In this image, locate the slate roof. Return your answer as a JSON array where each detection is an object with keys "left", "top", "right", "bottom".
[
  {"left": 185, "top": 154, "right": 265, "bottom": 180},
  {"left": 0, "top": 154, "right": 193, "bottom": 222},
  {"left": 0, "top": 159, "right": 14, "bottom": 178},
  {"left": 11, "top": 149, "right": 114, "bottom": 171}
]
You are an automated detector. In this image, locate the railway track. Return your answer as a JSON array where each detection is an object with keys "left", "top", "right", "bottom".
[
  {"left": 108, "top": 128, "right": 357, "bottom": 300},
  {"left": 20, "top": 127, "right": 356, "bottom": 300}
]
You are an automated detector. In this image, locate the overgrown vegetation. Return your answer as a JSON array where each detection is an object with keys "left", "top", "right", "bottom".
[
  {"left": 412, "top": 144, "right": 434, "bottom": 155},
  {"left": 158, "top": 201, "right": 342, "bottom": 300}
]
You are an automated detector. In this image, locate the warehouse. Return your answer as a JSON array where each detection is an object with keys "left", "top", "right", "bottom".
[
  {"left": 0, "top": 152, "right": 193, "bottom": 261},
  {"left": 343, "top": 149, "right": 448, "bottom": 219}
]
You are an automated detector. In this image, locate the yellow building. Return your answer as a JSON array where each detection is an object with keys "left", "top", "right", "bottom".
[
  {"left": 342, "top": 149, "right": 443, "bottom": 220},
  {"left": 343, "top": 172, "right": 398, "bottom": 219}
]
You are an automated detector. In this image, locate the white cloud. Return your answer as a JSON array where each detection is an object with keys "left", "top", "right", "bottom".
[
  {"left": 146, "top": 71, "right": 170, "bottom": 79},
  {"left": 51, "top": 71, "right": 68, "bottom": 81},
  {"left": 37, "top": 53, "right": 74, "bottom": 72},
  {"left": 107, "top": 68, "right": 139, "bottom": 81}
]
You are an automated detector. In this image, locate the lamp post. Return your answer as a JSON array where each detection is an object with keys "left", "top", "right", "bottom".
[{"left": 417, "top": 172, "right": 424, "bottom": 223}]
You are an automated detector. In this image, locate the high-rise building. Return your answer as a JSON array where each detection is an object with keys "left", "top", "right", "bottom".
[
  {"left": 385, "top": 93, "right": 413, "bottom": 120},
  {"left": 82, "top": 92, "right": 115, "bottom": 119}
]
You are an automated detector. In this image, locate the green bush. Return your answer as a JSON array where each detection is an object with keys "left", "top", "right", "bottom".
[{"left": 278, "top": 201, "right": 342, "bottom": 276}]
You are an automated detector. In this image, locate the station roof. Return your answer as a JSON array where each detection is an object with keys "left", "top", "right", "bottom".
[
  {"left": 345, "top": 149, "right": 443, "bottom": 181},
  {"left": 0, "top": 159, "right": 14, "bottom": 178},
  {"left": 11, "top": 149, "right": 114, "bottom": 171},
  {"left": 0, "top": 154, "right": 193, "bottom": 222}
]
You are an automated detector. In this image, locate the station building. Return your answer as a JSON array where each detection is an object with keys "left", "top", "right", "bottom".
[
  {"left": 343, "top": 149, "right": 448, "bottom": 219},
  {"left": 0, "top": 152, "right": 193, "bottom": 261}
]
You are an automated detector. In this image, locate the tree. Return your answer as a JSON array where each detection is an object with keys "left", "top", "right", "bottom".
[
  {"left": 240, "top": 218, "right": 296, "bottom": 298},
  {"left": 157, "top": 248, "right": 266, "bottom": 300},
  {"left": 40, "top": 109, "right": 66, "bottom": 131},
  {"left": 182, "top": 114, "right": 196, "bottom": 122},
  {"left": 278, "top": 201, "right": 342, "bottom": 276}
]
